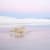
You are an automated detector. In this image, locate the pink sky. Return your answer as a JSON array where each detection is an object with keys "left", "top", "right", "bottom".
[{"left": 0, "top": 0, "right": 50, "bottom": 13}]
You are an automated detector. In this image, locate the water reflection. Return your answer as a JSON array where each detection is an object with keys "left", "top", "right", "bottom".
[{"left": 10, "top": 26, "right": 32, "bottom": 38}]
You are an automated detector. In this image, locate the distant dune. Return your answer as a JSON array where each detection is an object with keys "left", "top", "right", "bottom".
[{"left": 0, "top": 16, "right": 50, "bottom": 26}]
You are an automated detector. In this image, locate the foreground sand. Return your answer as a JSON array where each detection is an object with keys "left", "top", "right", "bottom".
[{"left": 0, "top": 28, "right": 50, "bottom": 50}]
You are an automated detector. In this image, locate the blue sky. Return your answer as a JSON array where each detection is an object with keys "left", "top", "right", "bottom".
[
  {"left": 0, "top": 12, "right": 50, "bottom": 19},
  {"left": 0, "top": 0, "right": 50, "bottom": 19}
]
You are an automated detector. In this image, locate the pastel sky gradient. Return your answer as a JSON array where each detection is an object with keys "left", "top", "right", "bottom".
[
  {"left": 0, "top": 0, "right": 50, "bottom": 18},
  {"left": 0, "top": 0, "right": 50, "bottom": 12}
]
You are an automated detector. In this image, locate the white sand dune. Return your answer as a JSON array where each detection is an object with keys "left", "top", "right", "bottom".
[
  {"left": 0, "top": 16, "right": 50, "bottom": 28},
  {"left": 0, "top": 16, "right": 50, "bottom": 24}
]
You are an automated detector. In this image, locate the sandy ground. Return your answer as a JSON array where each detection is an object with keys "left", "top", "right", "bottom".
[{"left": 0, "top": 27, "right": 50, "bottom": 50}]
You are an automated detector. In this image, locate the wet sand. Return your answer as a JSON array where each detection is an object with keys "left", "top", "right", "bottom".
[{"left": 0, "top": 27, "right": 50, "bottom": 50}]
